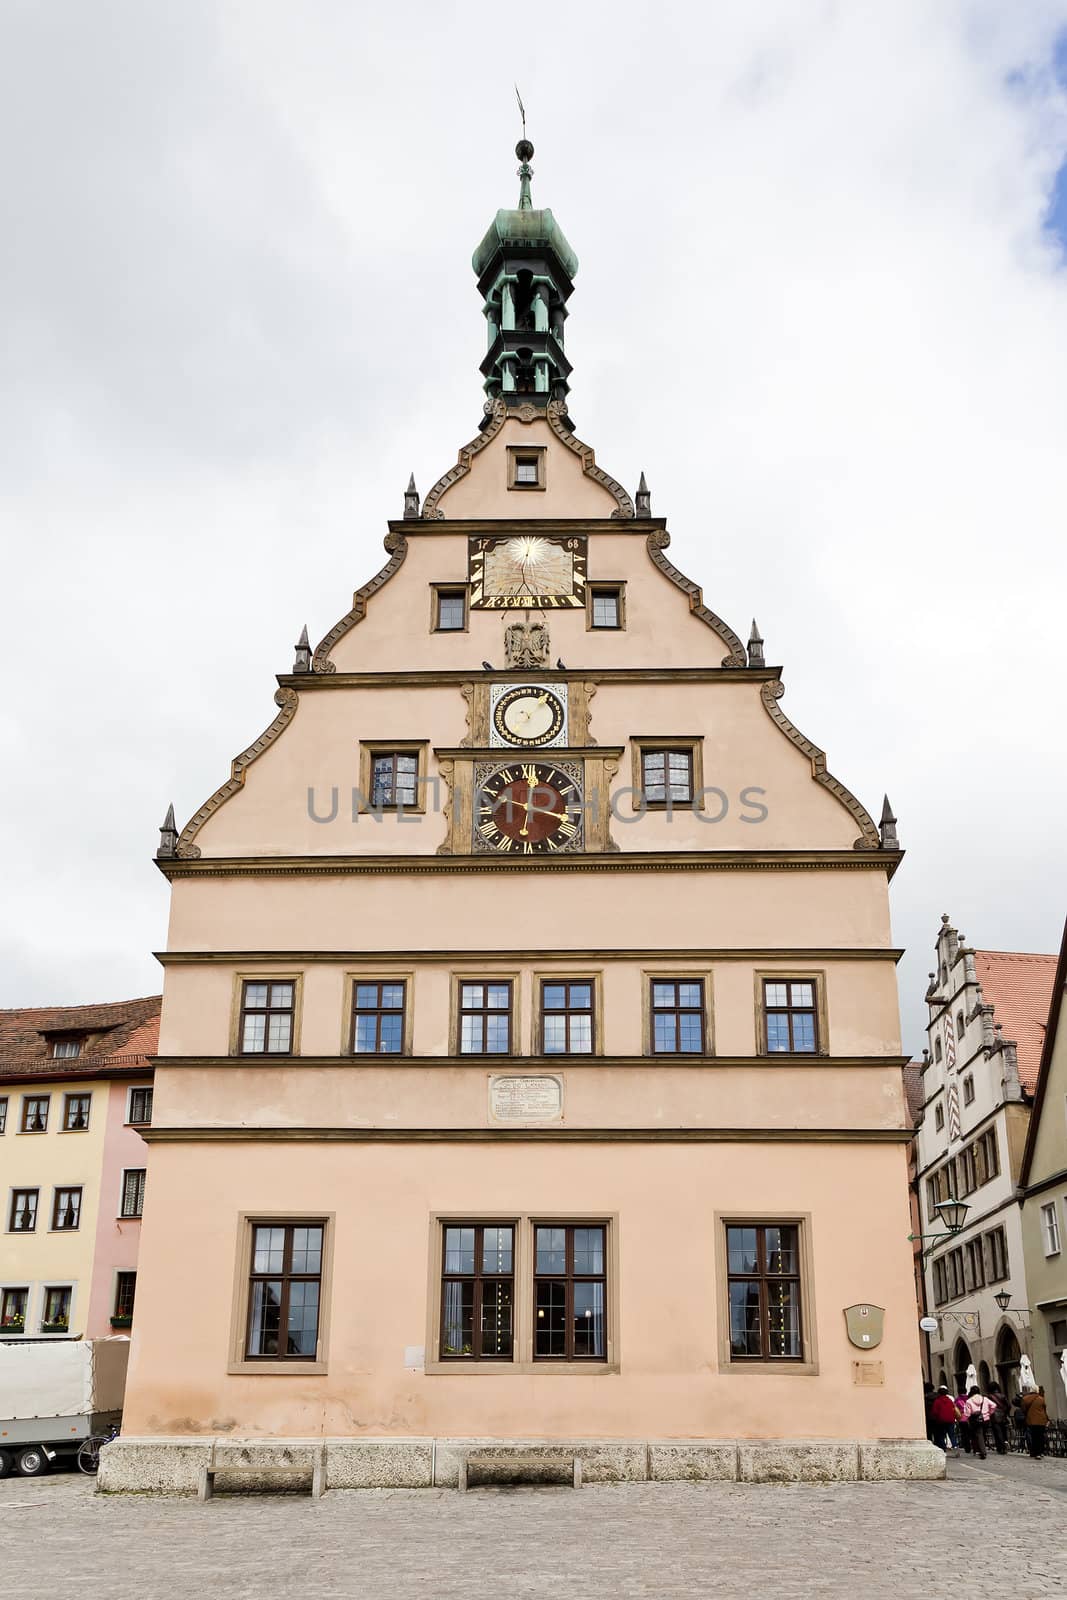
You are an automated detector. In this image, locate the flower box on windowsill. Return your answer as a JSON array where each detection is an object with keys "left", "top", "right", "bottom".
[
  {"left": 110, "top": 1315, "right": 133, "bottom": 1328},
  {"left": 41, "top": 1322, "right": 69, "bottom": 1334},
  {"left": 1, "top": 1320, "right": 25, "bottom": 1333}
]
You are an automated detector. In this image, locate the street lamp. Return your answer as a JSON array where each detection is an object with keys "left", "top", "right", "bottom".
[
  {"left": 993, "top": 1290, "right": 1031, "bottom": 1323},
  {"left": 908, "top": 1197, "right": 971, "bottom": 1254}
]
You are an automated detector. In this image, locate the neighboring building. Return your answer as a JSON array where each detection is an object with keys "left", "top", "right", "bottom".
[
  {"left": 915, "top": 915, "right": 1057, "bottom": 1398},
  {"left": 1019, "top": 917, "right": 1067, "bottom": 1417},
  {"left": 903, "top": 1061, "right": 930, "bottom": 1380},
  {"left": 0, "top": 997, "right": 158, "bottom": 1341},
  {"left": 105, "top": 140, "right": 935, "bottom": 1492}
]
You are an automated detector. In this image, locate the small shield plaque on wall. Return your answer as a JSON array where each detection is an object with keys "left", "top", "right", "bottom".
[{"left": 844, "top": 1304, "right": 885, "bottom": 1350}]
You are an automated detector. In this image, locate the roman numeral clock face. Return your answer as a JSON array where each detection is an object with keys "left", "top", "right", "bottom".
[{"left": 474, "top": 762, "right": 584, "bottom": 855}]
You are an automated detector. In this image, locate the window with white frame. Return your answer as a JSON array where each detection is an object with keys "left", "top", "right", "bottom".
[{"left": 1041, "top": 1201, "right": 1061, "bottom": 1257}]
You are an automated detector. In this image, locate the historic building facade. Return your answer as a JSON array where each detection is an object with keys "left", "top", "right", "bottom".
[
  {"left": 0, "top": 997, "right": 158, "bottom": 1341},
  {"left": 1018, "top": 918, "right": 1067, "bottom": 1417},
  {"left": 104, "top": 144, "right": 935, "bottom": 1490},
  {"left": 915, "top": 916, "right": 1057, "bottom": 1398}
]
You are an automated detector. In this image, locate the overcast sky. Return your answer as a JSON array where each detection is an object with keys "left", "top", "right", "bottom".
[{"left": 3, "top": 1, "right": 1066, "bottom": 1052}]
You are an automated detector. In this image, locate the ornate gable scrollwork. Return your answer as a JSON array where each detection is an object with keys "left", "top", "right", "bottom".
[
  {"left": 545, "top": 401, "right": 634, "bottom": 518},
  {"left": 175, "top": 687, "right": 299, "bottom": 860},
  {"left": 311, "top": 531, "right": 408, "bottom": 673},
  {"left": 422, "top": 398, "right": 508, "bottom": 519},
  {"left": 645, "top": 530, "right": 747, "bottom": 667},
  {"left": 760, "top": 679, "right": 881, "bottom": 851}
]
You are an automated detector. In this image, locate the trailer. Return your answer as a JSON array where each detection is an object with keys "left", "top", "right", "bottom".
[{"left": 0, "top": 1336, "right": 129, "bottom": 1476}]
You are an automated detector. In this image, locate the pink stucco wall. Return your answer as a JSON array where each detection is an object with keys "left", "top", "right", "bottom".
[{"left": 84, "top": 1080, "right": 150, "bottom": 1337}]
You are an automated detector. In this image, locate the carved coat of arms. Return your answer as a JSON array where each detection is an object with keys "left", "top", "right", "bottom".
[{"left": 504, "top": 619, "right": 550, "bottom": 669}]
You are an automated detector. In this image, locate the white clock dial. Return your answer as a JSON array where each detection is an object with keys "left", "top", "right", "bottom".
[{"left": 504, "top": 693, "right": 556, "bottom": 739}]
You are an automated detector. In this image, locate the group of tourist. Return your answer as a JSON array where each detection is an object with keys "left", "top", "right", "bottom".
[{"left": 925, "top": 1380, "right": 1050, "bottom": 1460}]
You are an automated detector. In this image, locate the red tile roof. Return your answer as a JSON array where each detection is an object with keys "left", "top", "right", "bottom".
[
  {"left": 973, "top": 951, "right": 1059, "bottom": 1093},
  {"left": 0, "top": 995, "right": 160, "bottom": 1081}
]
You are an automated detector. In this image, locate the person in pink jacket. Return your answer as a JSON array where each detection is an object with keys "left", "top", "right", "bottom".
[{"left": 964, "top": 1387, "right": 995, "bottom": 1459}]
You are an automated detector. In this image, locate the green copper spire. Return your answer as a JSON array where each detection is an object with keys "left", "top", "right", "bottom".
[{"left": 472, "top": 140, "right": 578, "bottom": 416}]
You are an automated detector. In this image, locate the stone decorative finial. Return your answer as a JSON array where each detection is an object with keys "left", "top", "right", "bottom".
[
  {"left": 879, "top": 794, "right": 899, "bottom": 850},
  {"left": 293, "top": 625, "right": 312, "bottom": 673},
  {"left": 157, "top": 803, "right": 178, "bottom": 860},
  {"left": 635, "top": 472, "right": 651, "bottom": 518},
  {"left": 747, "top": 619, "right": 765, "bottom": 668},
  {"left": 403, "top": 474, "right": 420, "bottom": 521}
]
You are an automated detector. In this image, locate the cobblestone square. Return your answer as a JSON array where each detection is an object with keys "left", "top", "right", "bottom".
[{"left": 2, "top": 1455, "right": 1066, "bottom": 1598}]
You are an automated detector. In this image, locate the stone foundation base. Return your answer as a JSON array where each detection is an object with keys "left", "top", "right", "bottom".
[{"left": 97, "top": 1436, "right": 943, "bottom": 1494}]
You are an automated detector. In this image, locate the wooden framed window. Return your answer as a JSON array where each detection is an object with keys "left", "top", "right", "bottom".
[
  {"left": 533, "top": 1224, "right": 606, "bottom": 1361},
  {"left": 239, "top": 980, "right": 294, "bottom": 1056},
  {"left": 458, "top": 982, "right": 512, "bottom": 1056},
  {"left": 52, "top": 1187, "right": 82, "bottom": 1231},
  {"left": 21, "top": 1095, "right": 49, "bottom": 1133},
  {"left": 245, "top": 1222, "right": 324, "bottom": 1360},
  {"left": 650, "top": 979, "right": 706, "bottom": 1054},
  {"left": 962, "top": 1075, "right": 974, "bottom": 1106},
  {"left": 932, "top": 1257, "right": 948, "bottom": 1307},
  {"left": 934, "top": 1038, "right": 943, "bottom": 1062},
  {"left": 113, "top": 1271, "right": 137, "bottom": 1321},
  {"left": 1, "top": 1286, "right": 27, "bottom": 1330},
  {"left": 9, "top": 1189, "right": 38, "bottom": 1232},
  {"left": 41, "top": 1285, "right": 71, "bottom": 1332},
  {"left": 934, "top": 1102, "right": 945, "bottom": 1131},
  {"left": 440, "top": 1224, "right": 514, "bottom": 1360},
  {"left": 641, "top": 748, "right": 693, "bottom": 804},
  {"left": 956, "top": 1011, "right": 965, "bottom": 1035},
  {"left": 63, "top": 1093, "right": 91, "bottom": 1131},
  {"left": 957, "top": 1145, "right": 977, "bottom": 1196},
  {"left": 726, "top": 1223, "right": 803, "bottom": 1361},
  {"left": 0, "top": 1097, "right": 7, "bottom": 1135},
  {"left": 976, "top": 1128, "right": 1000, "bottom": 1184},
  {"left": 540, "top": 980, "right": 594, "bottom": 1055},
  {"left": 762, "top": 979, "right": 818, "bottom": 1054},
  {"left": 357, "top": 742, "right": 429, "bottom": 815},
  {"left": 351, "top": 981, "right": 406, "bottom": 1054},
  {"left": 432, "top": 586, "right": 468, "bottom": 632},
  {"left": 587, "top": 584, "right": 625, "bottom": 631},
  {"left": 506, "top": 445, "right": 546, "bottom": 490},
  {"left": 1041, "top": 1202, "right": 1061, "bottom": 1256},
  {"left": 127, "top": 1086, "right": 153, "bottom": 1126},
  {"left": 51, "top": 1038, "right": 81, "bottom": 1059},
  {"left": 370, "top": 752, "right": 419, "bottom": 808},
  {"left": 965, "top": 1237, "right": 986, "bottom": 1290},
  {"left": 946, "top": 1247, "right": 965, "bottom": 1299},
  {"left": 986, "top": 1226, "right": 1009, "bottom": 1282},
  {"left": 120, "top": 1168, "right": 146, "bottom": 1219}
]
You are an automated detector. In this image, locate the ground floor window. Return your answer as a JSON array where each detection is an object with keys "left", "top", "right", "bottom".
[
  {"left": 534, "top": 1224, "right": 606, "bottom": 1360},
  {"left": 246, "top": 1222, "right": 323, "bottom": 1360},
  {"left": 440, "top": 1224, "right": 514, "bottom": 1359},
  {"left": 726, "top": 1223, "right": 803, "bottom": 1361}
]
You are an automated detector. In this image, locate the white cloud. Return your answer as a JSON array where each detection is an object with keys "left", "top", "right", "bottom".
[{"left": 3, "top": 1, "right": 1067, "bottom": 1048}]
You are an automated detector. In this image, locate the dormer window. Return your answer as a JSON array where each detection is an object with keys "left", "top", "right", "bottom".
[{"left": 51, "top": 1038, "right": 82, "bottom": 1059}]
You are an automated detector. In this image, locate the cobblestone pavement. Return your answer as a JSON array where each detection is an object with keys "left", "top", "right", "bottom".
[{"left": 3, "top": 1460, "right": 1067, "bottom": 1599}]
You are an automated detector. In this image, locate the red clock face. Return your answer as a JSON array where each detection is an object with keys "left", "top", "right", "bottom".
[{"left": 476, "top": 764, "right": 582, "bottom": 855}]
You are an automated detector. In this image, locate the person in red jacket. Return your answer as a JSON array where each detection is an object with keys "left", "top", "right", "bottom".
[{"left": 930, "top": 1385, "right": 959, "bottom": 1452}]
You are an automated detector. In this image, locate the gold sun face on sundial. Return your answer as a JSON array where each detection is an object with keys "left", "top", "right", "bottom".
[{"left": 469, "top": 535, "right": 587, "bottom": 609}]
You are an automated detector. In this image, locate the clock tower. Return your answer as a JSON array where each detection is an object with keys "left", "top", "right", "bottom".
[{"left": 103, "top": 140, "right": 939, "bottom": 1493}]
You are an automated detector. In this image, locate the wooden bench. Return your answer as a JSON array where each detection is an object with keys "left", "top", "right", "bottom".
[
  {"left": 457, "top": 1449, "right": 582, "bottom": 1491},
  {"left": 198, "top": 1442, "right": 325, "bottom": 1501}
]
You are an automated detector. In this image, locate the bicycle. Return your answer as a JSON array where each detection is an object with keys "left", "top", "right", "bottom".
[{"left": 76, "top": 1423, "right": 120, "bottom": 1475}]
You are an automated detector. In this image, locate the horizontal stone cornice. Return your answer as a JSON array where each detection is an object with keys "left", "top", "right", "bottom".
[
  {"left": 151, "top": 1052, "right": 910, "bottom": 1070},
  {"left": 158, "top": 849, "right": 903, "bottom": 880},
  {"left": 154, "top": 947, "right": 905, "bottom": 967},
  {"left": 140, "top": 1124, "right": 912, "bottom": 1145},
  {"left": 277, "top": 667, "right": 784, "bottom": 690}
]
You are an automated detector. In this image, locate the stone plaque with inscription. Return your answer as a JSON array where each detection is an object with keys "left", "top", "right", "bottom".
[
  {"left": 488, "top": 1074, "right": 563, "bottom": 1124},
  {"left": 851, "top": 1360, "right": 885, "bottom": 1387}
]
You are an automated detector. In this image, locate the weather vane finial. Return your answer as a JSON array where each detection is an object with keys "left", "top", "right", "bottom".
[{"left": 513, "top": 86, "right": 534, "bottom": 209}]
